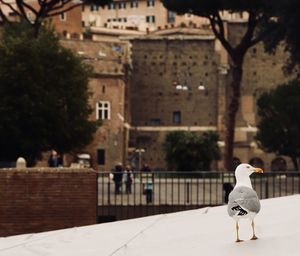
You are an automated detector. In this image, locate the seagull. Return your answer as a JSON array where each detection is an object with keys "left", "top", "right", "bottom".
[{"left": 227, "top": 163, "right": 263, "bottom": 242}]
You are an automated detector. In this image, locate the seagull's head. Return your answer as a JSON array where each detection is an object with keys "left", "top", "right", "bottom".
[
  {"left": 234, "top": 164, "right": 263, "bottom": 188},
  {"left": 235, "top": 163, "right": 264, "bottom": 177}
]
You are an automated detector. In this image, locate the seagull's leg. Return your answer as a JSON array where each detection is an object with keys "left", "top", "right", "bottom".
[
  {"left": 251, "top": 220, "right": 258, "bottom": 240},
  {"left": 235, "top": 221, "right": 243, "bottom": 242}
]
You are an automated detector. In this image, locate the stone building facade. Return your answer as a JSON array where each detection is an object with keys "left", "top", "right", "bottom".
[
  {"left": 127, "top": 23, "right": 294, "bottom": 171},
  {"left": 0, "top": 1, "right": 83, "bottom": 37},
  {"left": 61, "top": 39, "right": 130, "bottom": 171},
  {"left": 128, "top": 32, "right": 219, "bottom": 169},
  {"left": 82, "top": 0, "right": 247, "bottom": 33}
]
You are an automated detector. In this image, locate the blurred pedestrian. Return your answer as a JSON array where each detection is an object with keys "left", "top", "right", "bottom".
[
  {"left": 48, "top": 150, "right": 61, "bottom": 167},
  {"left": 141, "top": 163, "right": 154, "bottom": 204},
  {"left": 113, "top": 163, "right": 123, "bottom": 194},
  {"left": 124, "top": 165, "right": 133, "bottom": 194}
]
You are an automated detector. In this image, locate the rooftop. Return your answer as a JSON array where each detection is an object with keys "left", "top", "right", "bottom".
[
  {"left": 61, "top": 39, "right": 129, "bottom": 76},
  {"left": 1, "top": 195, "right": 300, "bottom": 255}
]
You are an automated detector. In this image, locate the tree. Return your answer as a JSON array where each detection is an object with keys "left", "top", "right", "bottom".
[
  {"left": 0, "top": 23, "right": 98, "bottom": 166},
  {"left": 263, "top": 0, "right": 300, "bottom": 74},
  {"left": 163, "top": 131, "right": 220, "bottom": 172},
  {"left": 0, "top": 0, "right": 111, "bottom": 36},
  {"left": 162, "top": 0, "right": 278, "bottom": 171},
  {"left": 256, "top": 79, "right": 300, "bottom": 171}
]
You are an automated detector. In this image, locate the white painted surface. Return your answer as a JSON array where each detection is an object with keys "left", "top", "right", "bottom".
[{"left": 1, "top": 195, "right": 300, "bottom": 256}]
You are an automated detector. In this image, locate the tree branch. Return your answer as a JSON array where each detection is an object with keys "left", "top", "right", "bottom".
[
  {"left": 208, "top": 13, "right": 234, "bottom": 58},
  {"left": 237, "top": 11, "right": 257, "bottom": 53},
  {"left": 0, "top": 0, "right": 21, "bottom": 16},
  {"left": 249, "top": 20, "right": 277, "bottom": 48},
  {"left": 19, "top": 0, "right": 39, "bottom": 16},
  {"left": 0, "top": 6, "right": 9, "bottom": 23},
  {"left": 15, "top": 0, "right": 34, "bottom": 24}
]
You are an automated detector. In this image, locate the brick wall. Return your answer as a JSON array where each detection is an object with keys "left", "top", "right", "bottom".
[{"left": 0, "top": 168, "right": 97, "bottom": 237}]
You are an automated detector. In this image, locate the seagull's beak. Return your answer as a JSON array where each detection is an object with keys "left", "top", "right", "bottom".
[{"left": 253, "top": 168, "right": 263, "bottom": 173}]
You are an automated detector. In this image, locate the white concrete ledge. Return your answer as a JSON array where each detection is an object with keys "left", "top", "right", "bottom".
[{"left": 1, "top": 195, "right": 300, "bottom": 256}]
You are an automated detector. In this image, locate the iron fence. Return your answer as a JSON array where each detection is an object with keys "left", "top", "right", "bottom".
[{"left": 97, "top": 171, "right": 300, "bottom": 221}]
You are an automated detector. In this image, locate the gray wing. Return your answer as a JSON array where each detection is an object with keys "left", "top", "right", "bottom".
[{"left": 227, "top": 186, "right": 261, "bottom": 217}]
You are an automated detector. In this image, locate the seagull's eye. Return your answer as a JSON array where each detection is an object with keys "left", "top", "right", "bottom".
[{"left": 246, "top": 166, "right": 250, "bottom": 168}]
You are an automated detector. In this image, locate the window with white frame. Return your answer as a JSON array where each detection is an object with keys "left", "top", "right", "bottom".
[
  {"left": 108, "top": 2, "right": 115, "bottom": 9},
  {"left": 146, "top": 15, "right": 155, "bottom": 23},
  {"left": 96, "top": 101, "right": 111, "bottom": 120},
  {"left": 147, "top": 0, "right": 155, "bottom": 7},
  {"left": 167, "top": 11, "right": 175, "bottom": 23},
  {"left": 130, "top": 0, "right": 138, "bottom": 8},
  {"left": 90, "top": 4, "right": 99, "bottom": 12},
  {"left": 118, "top": 2, "right": 126, "bottom": 9}
]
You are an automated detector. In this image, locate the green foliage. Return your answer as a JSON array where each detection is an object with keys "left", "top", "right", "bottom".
[
  {"left": 163, "top": 131, "right": 220, "bottom": 172},
  {"left": 262, "top": 0, "right": 300, "bottom": 74},
  {"left": 0, "top": 23, "right": 98, "bottom": 165},
  {"left": 256, "top": 79, "right": 300, "bottom": 170},
  {"left": 162, "top": 0, "right": 272, "bottom": 17}
]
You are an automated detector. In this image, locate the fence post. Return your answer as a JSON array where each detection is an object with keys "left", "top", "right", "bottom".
[
  {"left": 107, "top": 181, "right": 111, "bottom": 205},
  {"left": 186, "top": 182, "right": 190, "bottom": 203},
  {"left": 265, "top": 179, "right": 269, "bottom": 198}
]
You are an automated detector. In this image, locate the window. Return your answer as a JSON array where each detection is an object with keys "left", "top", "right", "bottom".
[
  {"left": 172, "top": 111, "right": 181, "bottom": 124},
  {"left": 118, "top": 2, "right": 126, "bottom": 9},
  {"left": 96, "top": 101, "right": 111, "bottom": 120},
  {"left": 150, "top": 118, "right": 161, "bottom": 125},
  {"left": 147, "top": 0, "right": 155, "bottom": 7},
  {"left": 97, "top": 149, "right": 105, "bottom": 165},
  {"left": 131, "top": 0, "right": 138, "bottom": 8},
  {"left": 90, "top": 4, "right": 99, "bottom": 11},
  {"left": 167, "top": 11, "right": 175, "bottom": 23},
  {"left": 146, "top": 15, "right": 155, "bottom": 23},
  {"left": 108, "top": 3, "right": 115, "bottom": 9},
  {"left": 60, "top": 12, "right": 66, "bottom": 21}
]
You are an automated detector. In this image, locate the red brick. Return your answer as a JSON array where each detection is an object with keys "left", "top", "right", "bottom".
[{"left": 0, "top": 168, "right": 97, "bottom": 237}]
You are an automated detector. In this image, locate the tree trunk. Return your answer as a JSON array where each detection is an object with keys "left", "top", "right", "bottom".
[
  {"left": 224, "top": 63, "right": 243, "bottom": 172},
  {"left": 33, "top": 20, "right": 42, "bottom": 38}
]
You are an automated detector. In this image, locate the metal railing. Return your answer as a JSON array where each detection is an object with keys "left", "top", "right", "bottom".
[
  {"left": 97, "top": 171, "right": 300, "bottom": 221},
  {"left": 98, "top": 171, "right": 300, "bottom": 206}
]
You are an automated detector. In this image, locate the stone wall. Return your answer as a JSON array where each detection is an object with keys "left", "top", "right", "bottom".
[
  {"left": 0, "top": 168, "right": 97, "bottom": 237},
  {"left": 130, "top": 37, "right": 220, "bottom": 127},
  {"left": 86, "top": 77, "right": 126, "bottom": 171},
  {"left": 61, "top": 39, "right": 130, "bottom": 171},
  {"left": 128, "top": 26, "right": 294, "bottom": 171}
]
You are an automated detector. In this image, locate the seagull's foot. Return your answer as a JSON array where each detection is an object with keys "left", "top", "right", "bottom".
[
  {"left": 235, "top": 239, "right": 244, "bottom": 243},
  {"left": 251, "top": 235, "right": 258, "bottom": 240}
]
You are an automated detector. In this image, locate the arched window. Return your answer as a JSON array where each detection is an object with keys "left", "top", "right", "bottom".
[
  {"left": 249, "top": 157, "right": 264, "bottom": 169},
  {"left": 271, "top": 157, "right": 287, "bottom": 172},
  {"left": 96, "top": 101, "right": 111, "bottom": 120}
]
